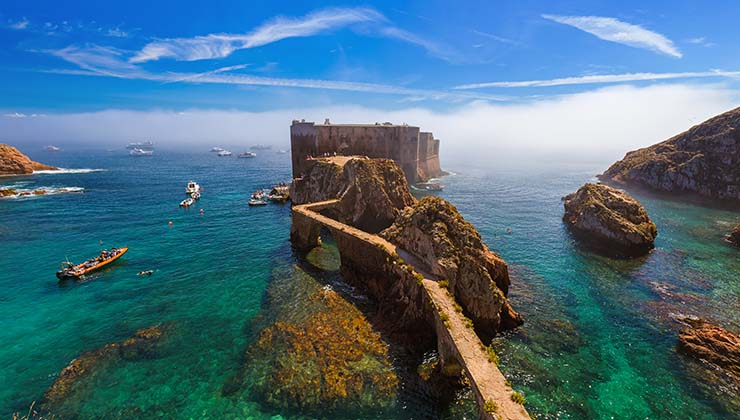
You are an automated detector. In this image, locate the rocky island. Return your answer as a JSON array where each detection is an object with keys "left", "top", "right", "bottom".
[
  {"left": 0, "top": 143, "right": 57, "bottom": 175},
  {"left": 598, "top": 107, "right": 740, "bottom": 207},
  {"left": 289, "top": 153, "right": 529, "bottom": 420},
  {"left": 563, "top": 183, "right": 657, "bottom": 257}
]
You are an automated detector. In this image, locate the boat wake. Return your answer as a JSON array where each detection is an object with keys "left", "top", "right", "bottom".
[
  {"left": 33, "top": 168, "right": 105, "bottom": 175},
  {"left": 0, "top": 186, "right": 85, "bottom": 199}
]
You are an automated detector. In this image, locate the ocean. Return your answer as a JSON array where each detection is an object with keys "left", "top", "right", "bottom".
[{"left": 1, "top": 149, "right": 738, "bottom": 419}]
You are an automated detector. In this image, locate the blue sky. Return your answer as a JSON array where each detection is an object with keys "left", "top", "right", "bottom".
[{"left": 1, "top": 1, "right": 739, "bottom": 155}]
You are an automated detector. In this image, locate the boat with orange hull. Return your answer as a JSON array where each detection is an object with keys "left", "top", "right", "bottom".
[{"left": 56, "top": 247, "right": 128, "bottom": 280}]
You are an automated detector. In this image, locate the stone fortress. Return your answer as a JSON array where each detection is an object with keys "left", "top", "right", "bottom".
[{"left": 290, "top": 119, "right": 444, "bottom": 183}]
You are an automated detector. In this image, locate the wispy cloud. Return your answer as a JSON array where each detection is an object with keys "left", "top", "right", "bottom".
[
  {"left": 542, "top": 14, "right": 681, "bottom": 58},
  {"left": 2, "top": 112, "right": 45, "bottom": 118},
  {"left": 47, "top": 44, "right": 509, "bottom": 102},
  {"left": 471, "top": 30, "right": 519, "bottom": 46},
  {"left": 454, "top": 70, "right": 740, "bottom": 89},
  {"left": 130, "top": 7, "right": 385, "bottom": 63},
  {"left": 379, "top": 27, "right": 456, "bottom": 62},
  {"left": 8, "top": 18, "right": 30, "bottom": 30},
  {"left": 687, "top": 37, "right": 715, "bottom": 47}
]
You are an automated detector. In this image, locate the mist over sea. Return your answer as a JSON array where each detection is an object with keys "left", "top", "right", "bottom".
[{"left": 1, "top": 148, "right": 738, "bottom": 419}]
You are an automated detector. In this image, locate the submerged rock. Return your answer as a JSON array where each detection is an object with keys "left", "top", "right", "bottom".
[
  {"left": 240, "top": 287, "right": 398, "bottom": 413},
  {"left": 599, "top": 107, "right": 740, "bottom": 206},
  {"left": 381, "top": 196, "right": 522, "bottom": 337},
  {"left": 563, "top": 183, "right": 657, "bottom": 257},
  {"left": 42, "top": 323, "right": 173, "bottom": 412},
  {"left": 677, "top": 319, "right": 740, "bottom": 381},
  {"left": 291, "top": 157, "right": 414, "bottom": 232},
  {"left": 0, "top": 144, "right": 57, "bottom": 175},
  {"left": 726, "top": 224, "right": 740, "bottom": 247}
]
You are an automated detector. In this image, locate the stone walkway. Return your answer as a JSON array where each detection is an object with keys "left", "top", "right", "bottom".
[{"left": 293, "top": 200, "right": 531, "bottom": 420}]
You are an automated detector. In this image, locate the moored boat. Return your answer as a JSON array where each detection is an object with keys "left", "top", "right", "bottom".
[
  {"left": 251, "top": 190, "right": 265, "bottom": 200},
  {"left": 248, "top": 198, "right": 267, "bottom": 206},
  {"left": 185, "top": 180, "right": 201, "bottom": 195},
  {"left": 130, "top": 148, "right": 154, "bottom": 156},
  {"left": 210, "top": 147, "right": 224, "bottom": 152},
  {"left": 180, "top": 197, "right": 195, "bottom": 207},
  {"left": 238, "top": 152, "right": 257, "bottom": 158},
  {"left": 126, "top": 141, "right": 154, "bottom": 150},
  {"left": 217, "top": 150, "right": 233, "bottom": 157},
  {"left": 56, "top": 247, "right": 128, "bottom": 280},
  {"left": 425, "top": 183, "right": 444, "bottom": 191}
]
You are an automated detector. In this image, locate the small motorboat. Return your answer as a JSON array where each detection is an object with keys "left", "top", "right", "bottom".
[
  {"left": 190, "top": 191, "right": 201, "bottom": 200},
  {"left": 217, "top": 150, "right": 233, "bottom": 157},
  {"left": 45, "top": 145, "right": 61, "bottom": 152},
  {"left": 425, "top": 183, "right": 444, "bottom": 191},
  {"left": 251, "top": 190, "right": 265, "bottom": 200},
  {"left": 185, "top": 180, "right": 201, "bottom": 195},
  {"left": 238, "top": 152, "right": 257, "bottom": 158},
  {"left": 248, "top": 199, "right": 267, "bottom": 206},
  {"left": 210, "top": 147, "right": 224, "bottom": 152},
  {"left": 127, "top": 141, "right": 154, "bottom": 150},
  {"left": 137, "top": 270, "right": 154, "bottom": 276},
  {"left": 180, "top": 197, "right": 195, "bottom": 207},
  {"left": 130, "top": 148, "right": 154, "bottom": 156},
  {"left": 56, "top": 247, "right": 128, "bottom": 280}
]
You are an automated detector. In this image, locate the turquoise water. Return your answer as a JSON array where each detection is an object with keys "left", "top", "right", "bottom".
[{"left": 1, "top": 150, "right": 738, "bottom": 419}]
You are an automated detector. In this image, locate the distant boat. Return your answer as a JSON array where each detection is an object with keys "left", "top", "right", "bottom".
[
  {"left": 250, "top": 144, "right": 272, "bottom": 150},
  {"left": 425, "top": 183, "right": 444, "bottom": 191},
  {"left": 126, "top": 141, "right": 154, "bottom": 150},
  {"left": 210, "top": 147, "right": 224, "bottom": 152},
  {"left": 45, "top": 145, "right": 61, "bottom": 152},
  {"left": 248, "top": 198, "right": 267, "bottom": 206},
  {"left": 180, "top": 197, "right": 195, "bottom": 207},
  {"left": 277, "top": 149, "right": 288, "bottom": 154},
  {"left": 238, "top": 152, "right": 257, "bottom": 158},
  {"left": 130, "top": 148, "right": 154, "bottom": 156},
  {"left": 217, "top": 150, "right": 232, "bottom": 157},
  {"left": 251, "top": 190, "right": 265, "bottom": 200},
  {"left": 185, "top": 180, "right": 201, "bottom": 195}
]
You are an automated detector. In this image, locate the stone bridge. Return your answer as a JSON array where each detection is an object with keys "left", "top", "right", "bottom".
[{"left": 291, "top": 199, "right": 531, "bottom": 420}]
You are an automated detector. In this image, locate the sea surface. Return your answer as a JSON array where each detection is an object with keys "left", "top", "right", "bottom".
[{"left": 1, "top": 149, "right": 738, "bottom": 419}]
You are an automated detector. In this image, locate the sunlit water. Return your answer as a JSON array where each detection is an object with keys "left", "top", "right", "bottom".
[{"left": 1, "top": 150, "right": 738, "bottom": 419}]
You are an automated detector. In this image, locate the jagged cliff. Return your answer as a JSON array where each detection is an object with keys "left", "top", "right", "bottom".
[
  {"left": 381, "top": 197, "right": 522, "bottom": 337},
  {"left": 292, "top": 157, "right": 415, "bottom": 232},
  {"left": 0, "top": 144, "right": 57, "bottom": 175},
  {"left": 563, "top": 183, "right": 657, "bottom": 257},
  {"left": 599, "top": 107, "right": 740, "bottom": 206}
]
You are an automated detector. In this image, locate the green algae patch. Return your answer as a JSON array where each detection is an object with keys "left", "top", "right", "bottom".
[{"left": 243, "top": 286, "right": 398, "bottom": 414}]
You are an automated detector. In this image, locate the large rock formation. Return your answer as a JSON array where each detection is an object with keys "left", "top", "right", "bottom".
[
  {"left": 563, "top": 183, "right": 657, "bottom": 257},
  {"left": 42, "top": 324, "right": 173, "bottom": 412},
  {"left": 0, "top": 144, "right": 57, "bottom": 175},
  {"left": 381, "top": 196, "right": 523, "bottom": 337},
  {"left": 292, "top": 157, "right": 415, "bottom": 232},
  {"left": 677, "top": 319, "right": 740, "bottom": 381},
  {"left": 599, "top": 107, "right": 740, "bottom": 206},
  {"left": 727, "top": 224, "right": 740, "bottom": 247}
]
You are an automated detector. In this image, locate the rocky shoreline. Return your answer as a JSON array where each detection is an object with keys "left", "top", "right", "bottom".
[{"left": 0, "top": 144, "right": 57, "bottom": 175}]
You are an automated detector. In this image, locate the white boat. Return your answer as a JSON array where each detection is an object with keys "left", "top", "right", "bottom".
[
  {"left": 251, "top": 190, "right": 265, "bottom": 200},
  {"left": 45, "top": 145, "right": 61, "bottom": 152},
  {"left": 185, "top": 181, "right": 201, "bottom": 195},
  {"left": 210, "top": 147, "right": 224, "bottom": 152},
  {"left": 130, "top": 148, "right": 154, "bottom": 156},
  {"left": 190, "top": 191, "right": 201, "bottom": 200},
  {"left": 126, "top": 141, "right": 154, "bottom": 150},
  {"left": 248, "top": 198, "right": 267, "bottom": 206},
  {"left": 217, "top": 150, "right": 233, "bottom": 157},
  {"left": 277, "top": 150, "right": 288, "bottom": 154},
  {"left": 180, "top": 197, "right": 195, "bottom": 207},
  {"left": 238, "top": 152, "right": 257, "bottom": 158}
]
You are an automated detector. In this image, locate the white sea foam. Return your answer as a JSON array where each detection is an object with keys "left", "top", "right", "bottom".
[{"left": 33, "top": 168, "right": 105, "bottom": 174}]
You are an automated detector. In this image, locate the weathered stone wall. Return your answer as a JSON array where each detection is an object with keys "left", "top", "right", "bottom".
[{"left": 290, "top": 121, "right": 443, "bottom": 183}]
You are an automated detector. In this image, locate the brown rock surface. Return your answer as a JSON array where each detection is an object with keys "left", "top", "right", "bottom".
[
  {"left": 292, "top": 157, "right": 415, "bottom": 232},
  {"left": 677, "top": 319, "right": 740, "bottom": 380},
  {"left": 563, "top": 183, "right": 657, "bottom": 257},
  {"left": 381, "top": 196, "right": 522, "bottom": 337},
  {"left": 727, "top": 224, "right": 740, "bottom": 247},
  {"left": 0, "top": 144, "right": 57, "bottom": 175},
  {"left": 599, "top": 107, "right": 740, "bottom": 205}
]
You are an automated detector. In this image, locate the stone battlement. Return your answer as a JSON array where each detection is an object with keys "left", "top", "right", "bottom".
[{"left": 290, "top": 119, "right": 443, "bottom": 183}]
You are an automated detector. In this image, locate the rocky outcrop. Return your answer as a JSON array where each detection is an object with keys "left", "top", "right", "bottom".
[
  {"left": 677, "top": 319, "right": 740, "bottom": 381},
  {"left": 727, "top": 224, "right": 740, "bottom": 247},
  {"left": 42, "top": 324, "right": 173, "bottom": 411},
  {"left": 599, "top": 107, "right": 740, "bottom": 206},
  {"left": 292, "top": 157, "right": 415, "bottom": 232},
  {"left": 381, "top": 196, "right": 522, "bottom": 338},
  {"left": 0, "top": 144, "right": 57, "bottom": 175},
  {"left": 563, "top": 183, "right": 657, "bottom": 257},
  {"left": 236, "top": 286, "right": 397, "bottom": 413}
]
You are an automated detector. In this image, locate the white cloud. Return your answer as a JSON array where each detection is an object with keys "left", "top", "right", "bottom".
[
  {"left": 2, "top": 84, "right": 736, "bottom": 165},
  {"left": 130, "top": 7, "right": 385, "bottom": 63},
  {"left": 471, "top": 30, "right": 519, "bottom": 45},
  {"left": 542, "top": 14, "right": 681, "bottom": 58},
  {"left": 8, "top": 18, "right": 30, "bottom": 30},
  {"left": 105, "top": 27, "right": 129, "bottom": 38},
  {"left": 2, "top": 112, "right": 45, "bottom": 118},
  {"left": 379, "top": 27, "right": 456, "bottom": 62},
  {"left": 454, "top": 70, "right": 740, "bottom": 89}
]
